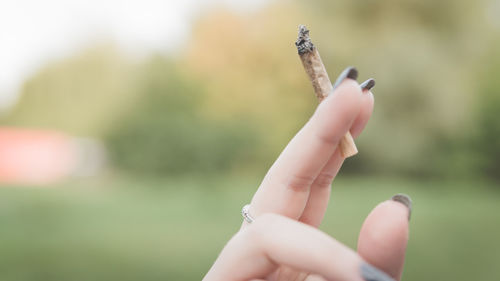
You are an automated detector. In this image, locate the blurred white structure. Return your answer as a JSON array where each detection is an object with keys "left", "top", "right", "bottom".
[{"left": 0, "top": 128, "right": 106, "bottom": 185}]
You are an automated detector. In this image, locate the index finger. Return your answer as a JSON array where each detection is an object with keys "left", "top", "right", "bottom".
[
  {"left": 207, "top": 214, "right": 395, "bottom": 281},
  {"left": 247, "top": 69, "right": 362, "bottom": 222}
]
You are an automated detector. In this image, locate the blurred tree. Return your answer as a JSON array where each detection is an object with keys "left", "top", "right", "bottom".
[
  {"left": 3, "top": 0, "right": 499, "bottom": 180},
  {"left": 181, "top": 0, "right": 500, "bottom": 179},
  {"left": 474, "top": 40, "right": 500, "bottom": 180},
  {"left": 293, "top": 0, "right": 491, "bottom": 177},
  {"left": 106, "top": 56, "right": 258, "bottom": 176},
  {"left": 1, "top": 43, "right": 138, "bottom": 137},
  {"left": 184, "top": 4, "right": 316, "bottom": 169}
]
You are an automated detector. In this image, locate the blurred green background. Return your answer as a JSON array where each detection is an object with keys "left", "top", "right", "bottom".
[{"left": 1, "top": 0, "right": 500, "bottom": 280}]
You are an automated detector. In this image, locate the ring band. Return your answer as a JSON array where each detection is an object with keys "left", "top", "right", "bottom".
[{"left": 241, "top": 204, "right": 254, "bottom": 223}]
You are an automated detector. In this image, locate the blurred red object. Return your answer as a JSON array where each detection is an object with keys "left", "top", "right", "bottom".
[{"left": 0, "top": 127, "right": 105, "bottom": 185}]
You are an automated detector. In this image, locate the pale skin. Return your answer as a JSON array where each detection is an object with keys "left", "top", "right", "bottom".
[{"left": 204, "top": 79, "right": 410, "bottom": 281}]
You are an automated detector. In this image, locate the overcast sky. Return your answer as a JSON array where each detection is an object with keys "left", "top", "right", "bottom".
[{"left": 0, "top": 0, "right": 268, "bottom": 111}]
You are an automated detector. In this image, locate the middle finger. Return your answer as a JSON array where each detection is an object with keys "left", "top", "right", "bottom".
[
  {"left": 246, "top": 73, "right": 362, "bottom": 222},
  {"left": 299, "top": 83, "right": 375, "bottom": 227}
]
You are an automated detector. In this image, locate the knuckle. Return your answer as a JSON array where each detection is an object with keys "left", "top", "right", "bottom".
[
  {"left": 315, "top": 130, "right": 341, "bottom": 146},
  {"left": 284, "top": 174, "right": 315, "bottom": 192},
  {"left": 313, "top": 172, "right": 335, "bottom": 189}
]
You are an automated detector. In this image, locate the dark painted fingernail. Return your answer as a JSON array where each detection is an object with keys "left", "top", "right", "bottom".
[
  {"left": 332, "top": 66, "right": 358, "bottom": 89},
  {"left": 360, "top": 262, "right": 396, "bottom": 281},
  {"left": 360, "top": 78, "right": 376, "bottom": 91},
  {"left": 391, "top": 193, "right": 412, "bottom": 221}
]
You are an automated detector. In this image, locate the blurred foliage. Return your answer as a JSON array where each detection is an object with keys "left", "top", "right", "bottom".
[
  {"left": 106, "top": 57, "right": 259, "bottom": 176},
  {"left": 474, "top": 40, "right": 500, "bottom": 180},
  {"left": 1, "top": 0, "right": 499, "bottom": 180},
  {"left": 1, "top": 44, "right": 137, "bottom": 136},
  {"left": 184, "top": 5, "right": 315, "bottom": 154},
  {"left": 296, "top": 0, "right": 494, "bottom": 178}
]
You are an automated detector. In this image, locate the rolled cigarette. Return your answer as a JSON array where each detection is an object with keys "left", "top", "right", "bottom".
[{"left": 295, "top": 25, "right": 358, "bottom": 158}]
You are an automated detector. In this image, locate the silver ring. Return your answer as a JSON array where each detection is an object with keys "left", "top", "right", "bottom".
[{"left": 241, "top": 204, "right": 254, "bottom": 223}]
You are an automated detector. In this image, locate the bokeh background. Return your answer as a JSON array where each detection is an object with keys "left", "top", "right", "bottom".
[{"left": 1, "top": 0, "right": 499, "bottom": 280}]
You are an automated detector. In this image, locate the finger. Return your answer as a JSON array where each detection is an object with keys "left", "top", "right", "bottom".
[
  {"left": 205, "top": 214, "right": 394, "bottom": 281},
  {"left": 357, "top": 194, "right": 412, "bottom": 280},
  {"left": 351, "top": 79, "right": 375, "bottom": 138},
  {"left": 299, "top": 84, "right": 375, "bottom": 227},
  {"left": 248, "top": 70, "right": 363, "bottom": 222}
]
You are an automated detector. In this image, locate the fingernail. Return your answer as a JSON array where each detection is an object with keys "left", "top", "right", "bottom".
[
  {"left": 360, "top": 262, "right": 396, "bottom": 281},
  {"left": 360, "top": 78, "right": 376, "bottom": 91},
  {"left": 332, "top": 66, "right": 358, "bottom": 89},
  {"left": 391, "top": 193, "right": 412, "bottom": 221}
]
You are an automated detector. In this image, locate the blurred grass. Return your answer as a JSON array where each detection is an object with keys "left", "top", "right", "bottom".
[{"left": 0, "top": 177, "right": 499, "bottom": 281}]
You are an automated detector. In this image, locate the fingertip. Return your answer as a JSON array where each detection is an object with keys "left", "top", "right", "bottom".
[
  {"left": 360, "top": 200, "right": 410, "bottom": 244},
  {"left": 391, "top": 194, "right": 412, "bottom": 221},
  {"left": 334, "top": 79, "right": 364, "bottom": 98},
  {"left": 357, "top": 199, "right": 410, "bottom": 280},
  {"left": 350, "top": 91, "right": 374, "bottom": 138},
  {"left": 310, "top": 79, "right": 363, "bottom": 143},
  {"left": 364, "top": 90, "right": 375, "bottom": 104},
  {"left": 320, "top": 79, "right": 363, "bottom": 119}
]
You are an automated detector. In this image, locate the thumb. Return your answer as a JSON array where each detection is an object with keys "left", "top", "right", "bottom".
[{"left": 357, "top": 194, "right": 412, "bottom": 280}]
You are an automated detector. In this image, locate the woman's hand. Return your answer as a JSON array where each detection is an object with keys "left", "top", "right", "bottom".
[{"left": 204, "top": 69, "right": 411, "bottom": 281}]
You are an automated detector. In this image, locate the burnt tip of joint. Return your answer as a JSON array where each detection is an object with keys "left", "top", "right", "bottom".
[
  {"left": 298, "top": 25, "right": 309, "bottom": 37},
  {"left": 295, "top": 24, "right": 314, "bottom": 55}
]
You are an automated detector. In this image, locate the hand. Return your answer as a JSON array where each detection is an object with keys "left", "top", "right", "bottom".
[{"left": 204, "top": 70, "right": 411, "bottom": 281}]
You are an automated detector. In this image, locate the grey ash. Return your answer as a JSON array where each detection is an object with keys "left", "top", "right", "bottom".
[{"left": 295, "top": 25, "right": 315, "bottom": 54}]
